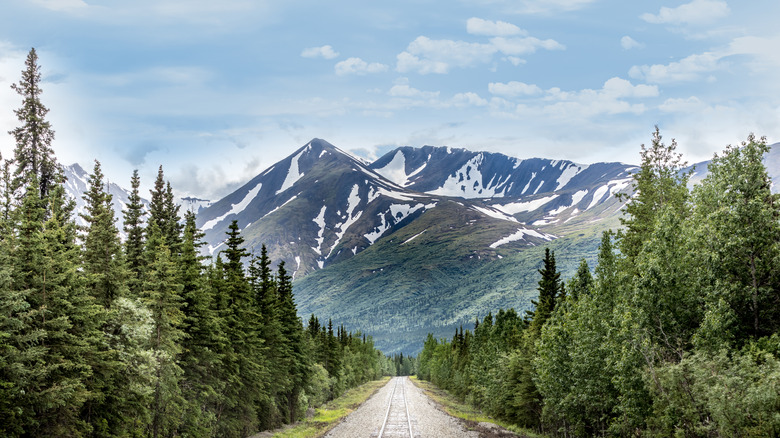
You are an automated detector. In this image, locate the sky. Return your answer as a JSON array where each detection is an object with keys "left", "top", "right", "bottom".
[{"left": 1, "top": 0, "right": 779, "bottom": 200}]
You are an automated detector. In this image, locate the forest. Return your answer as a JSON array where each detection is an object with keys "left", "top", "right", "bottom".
[
  {"left": 418, "top": 128, "right": 780, "bottom": 436},
  {"left": 0, "top": 48, "right": 399, "bottom": 437}
]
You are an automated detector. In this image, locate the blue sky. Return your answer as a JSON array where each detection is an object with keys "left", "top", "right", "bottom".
[{"left": 1, "top": 0, "right": 779, "bottom": 199}]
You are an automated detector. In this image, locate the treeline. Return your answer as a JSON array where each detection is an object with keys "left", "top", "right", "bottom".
[
  {"left": 419, "top": 128, "right": 780, "bottom": 436},
  {"left": 0, "top": 48, "right": 391, "bottom": 437}
]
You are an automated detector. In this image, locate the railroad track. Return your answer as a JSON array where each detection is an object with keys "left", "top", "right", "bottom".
[{"left": 375, "top": 377, "right": 416, "bottom": 437}]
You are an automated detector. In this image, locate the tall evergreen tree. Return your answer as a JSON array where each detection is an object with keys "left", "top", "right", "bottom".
[
  {"left": 148, "top": 167, "right": 181, "bottom": 254},
  {"left": 219, "top": 221, "right": 267, "bottom": 436},
  {"left": 619, "top": 126, "right": 690, "bottom": 261},
  {"left": 123, "top": 169, "right": 146, "bottom": 295},
  {"left": 2, "top": 180, "right": 98, "bottom": 436},
  {"left": 142, "top": 225, "right": 186, "bottom": 438},
  {"left": 179, "top": 210, "right": 225, "bottom": 436},
  {"left": 276, "top": 261, "right": 308, "bottom": 423},
  {"left": 81, "top": 160, "right": 127, "bottom": 307},
  {"left": 8, "top": 48, "right": 60, "bottom": 201},
  {"left": 526, "top": 248, "right": 563, "bottom": 334}
]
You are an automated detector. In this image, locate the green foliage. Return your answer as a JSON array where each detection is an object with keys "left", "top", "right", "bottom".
[
  {"left": 419, "top": 129, "right": 780, "bottom": 437},
  {"left": 123, "top": 169, "right": 145, "bottom": 295},
  {"left": 8, "top": 48, "right": 60, "bottom": 201},
  {"left": 0, "top": 49, "right": 391, "bottom": 437}
]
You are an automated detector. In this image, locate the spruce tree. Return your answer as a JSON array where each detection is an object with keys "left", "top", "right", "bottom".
[
  {"left": 220, "top": 221, "right": 267, "bottom": 435},
  {"left": 248, "top": 247, "right": 284, "bottom": 428},
  {"left": 148, "top": 167, "right": 182, "bottom": 255},
  {"left": 527, "top": 248, "right": 562, "bottom": 334},
  {"left": 3, "top": 180, "right": 98, "bottom": 436},
  {"left": 8, "top": 48, "right": 60, "bottom": 201},
  {"left": 142, "top": 225, "right": 186, "bottom": 438},
  {"left": 276, "top": 261, "right": 308, "bottom": 423},
  {"left": 123, "top": 169, "right": 146, "bottom": 295},
  {"left": 179, "top": 210, "right": 224, "bottom": 436},
  {"left": 81, "top": 160, "right": 127, "bottom": 307}
]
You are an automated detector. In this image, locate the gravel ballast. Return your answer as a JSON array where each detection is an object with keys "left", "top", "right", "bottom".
[{"left": 325, "top": 376, "right": 479, "bottom": 438}]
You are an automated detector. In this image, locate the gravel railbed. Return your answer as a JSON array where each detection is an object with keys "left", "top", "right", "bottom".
[{"left": 325, "top": 376, "right": 479, "bottom": 438}]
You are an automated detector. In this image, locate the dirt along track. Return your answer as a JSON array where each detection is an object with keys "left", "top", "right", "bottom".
[{"left": 325, "top": 376, "right": 479, "bottom": 438}]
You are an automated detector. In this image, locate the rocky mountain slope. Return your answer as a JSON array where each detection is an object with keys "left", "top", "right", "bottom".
[{"left": 193, "top": 139, "right": 637, "bottom": 352}]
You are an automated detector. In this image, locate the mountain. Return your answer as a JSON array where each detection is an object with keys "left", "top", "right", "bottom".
[
  {"left": 194, "top": 139, "right": 637, "bottom": 353},
  {"left": 195, "top": 139, "right": 564, "bottom": 279}
]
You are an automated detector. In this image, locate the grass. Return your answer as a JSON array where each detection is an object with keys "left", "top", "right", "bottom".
[
  {"left": 271, "top": 377, "right": 391, "bottom": 438},
  {"left": 409, "top": 376, "right": 544, "bottom": 438}
]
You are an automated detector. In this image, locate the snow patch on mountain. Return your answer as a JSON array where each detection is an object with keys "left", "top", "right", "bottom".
[
  {"left": 586, "top": 177, "right": 632, "bottom": 210},
  {"left": 490, "top": 228, "right": 556, "bottom": 248},
  {"left": 571, "top": 189, "right": 588, "bottom": 205},
  {"left": 494, "top": 195, "right": 558, "bottom": 215},
  {"left": 202, "top": 182, "right": 262, "bottom": 231},
  {"left": 520, "top": 173, "right": 535, "bottom": 194},
  {"left": 533, "top": 180, "right": 545, "bottom": 195},
  {"left": 431, "top": 154, "right": 505, "bottom": 198},
  {"left": 373, "top": 151, "right": 408, "bottom": 185},
  {"left": 312, "top": 206, "right": 327, "bottom": 255},
  {"left": 365, "top": 202, "right": 436, "bottom": 244},
  {"left": 327, "top": 185, "right": 364, "bottom": 258},
  {"left": 402, "top": 229, "right": 427, "bottom": 245},
  {"left": 277, "top": 148, "right": 305, "bottom": 195},
  {"left": 472, "top": 205, "right": 519, "bottom": 223},
  {"left": 555, "top": 163, "right": 589, "bottom": 191}
]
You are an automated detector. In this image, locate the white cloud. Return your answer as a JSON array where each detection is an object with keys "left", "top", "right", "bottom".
[
  {"left": 491, "top": 77, "right": 659, "bottom": 119},
  {"left": 387, "top": 84, "right": 439, "bottom": 99},
  {"left": 489, "top": 81, "right": 542, "bottom": 97},
  {"left": 452, "top": 92, "right": 488, "bottom": 107},
  {"left": 334, "top": 57, "right": 388, "bottom": 75},
  {"left": 396, "top": 37, "right": 496, "bottom": 74},
  {"left": 490, "top": 36, "right": 564, "bottom": 55},
  {"left": 726, "top": 35, "right": 780, "bottom": 74},
  {"left": 504, "top": 56, "right": 527, "bottom": 66},
  {"left": 602, "top": 77, "right": 658, "bottom": 98},
  {"left": 621, "top": 36, "right": 643, "bottom": 50},
  {"left": 301, "top": 45, "right": 339, "bottom": 60},
  {"left": 640, "top": 0, "right": 730, "bottom": 25},
  {"left": 629, "top": 51, "right": 722, "bottom": 83},
  {"left": 396, "top": 32, "right": 563, "bottom": 74},
  {"left": 466, "top": 18, "right": 525, "bottom": 36}
]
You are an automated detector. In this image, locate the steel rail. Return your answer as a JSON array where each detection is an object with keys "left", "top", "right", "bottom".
[
  {"left": 402, "top": 377, "right": 414, "bottom": 437},
  {"left": 378, "top": 377, "right": 415, "bottom": 437},
  {"left": 378, "top": 378, "right": 398, "bottom": 437}
]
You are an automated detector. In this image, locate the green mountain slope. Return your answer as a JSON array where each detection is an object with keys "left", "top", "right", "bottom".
[{"left": 294, "top": 199, "right": 622, "bottom": 354}]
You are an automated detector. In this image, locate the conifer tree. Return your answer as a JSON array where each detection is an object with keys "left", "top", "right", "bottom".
[
  {"left": 3, "top": 180, "right": 97, "bottom": 436},
  {"left": 248, "top": 247, "right": 284, "bottom": 428},
  {"left": 123, "top": 169, "right": 146, "bottom": 295},
  {"left": 179, "top": 210, "right": 224, "bottom": 436},
  {"left": 220, "top": 221, "right": 267, "bottom": 435},
  {"left": 81, "top": 160, "right": 127, "bottom": 307},
  {"left": 8, "top": 48, "right": 60, "bottom": 201},
  {"left": 142, "top": 224, "right": 186, "bottom": 437},
  {"left": 276, "top": 261, "right": 308, "bottom": 422},
  {"left": 148, "top": 167, "right": 182, "bottom": 255},
  {"left": 527, "top": 248, "right": 562, "bottom": 334},
  {"left": 619, "top": 126, "right": 689, "bottom": 261}
]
